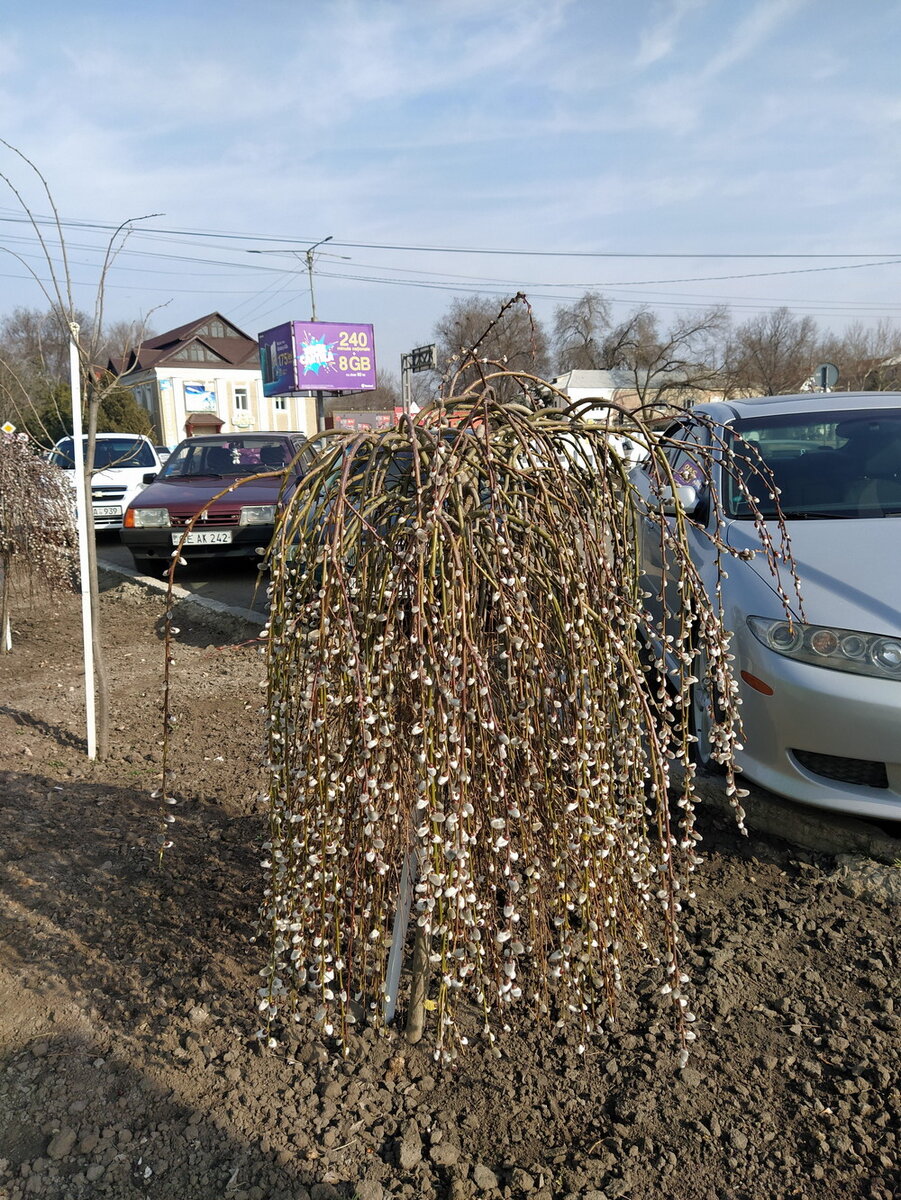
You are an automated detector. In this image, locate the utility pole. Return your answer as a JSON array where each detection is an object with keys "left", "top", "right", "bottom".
[
  {"left": 305, "top": 236, "right": 332, "bottom": 430},
  {"left": 249, "top": 236, "right": 349, "bottom": 433},
  {"left": 305, "top": 235, "right": 332, "bottom": 321}
]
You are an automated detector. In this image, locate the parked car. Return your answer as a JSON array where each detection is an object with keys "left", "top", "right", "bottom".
[
  {"left": 631, "top": 392, "right": 901, "bottom": 822},
  {"left": 120, "top": 432, "right": 312, "bottom": 574},
  {"left": 154, "top": 444, "right": 173, "bottom": 464},
  {"left": 607, "top": 430, "right": 650, "bottom": 466},
  {"left": 48, "top": 433, "right": 163, "bottom": 531}
]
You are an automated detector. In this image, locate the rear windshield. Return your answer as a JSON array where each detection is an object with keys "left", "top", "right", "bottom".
[
  {"left": 49, "top": 437, "right": 157, "bottom": 470},
  {"left": 160, "top": 439, "right": 297, "bottom": 479},
  {"left": 726, "top": 410, "right": 901, "bottom": 520}
]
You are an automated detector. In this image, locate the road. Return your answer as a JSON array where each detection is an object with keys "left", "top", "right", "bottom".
[{"left": 96, "top": 534, "right": 269, "bottom": 614}]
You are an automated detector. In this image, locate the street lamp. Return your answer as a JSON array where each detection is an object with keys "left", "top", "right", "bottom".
[
  {"left": 247, "top": 237, "right": 349, "bottom": 435},
  {"left": 248, "top": 237, "right": 346, "bottom": 321}
]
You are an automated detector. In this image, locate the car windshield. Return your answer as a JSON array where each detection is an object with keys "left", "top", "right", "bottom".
[
  {"left": 49, "top": 437, "right": 156, "bottom": 470},
  {"left": 160, "top": 439, "right": 292, "bottom": 479},
  {"left": 725, "top": 410, "right": 901, "bottom": 520}
]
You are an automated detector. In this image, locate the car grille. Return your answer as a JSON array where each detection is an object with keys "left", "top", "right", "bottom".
[
  {"left": 92, "top": 485, "right": 127, "bottom": 503},
  {"left": 167, "top": 507, "right": 241, "bottom": 528},
  {"left": 792, "top": 749, "right": 888, "bottom": 789}
]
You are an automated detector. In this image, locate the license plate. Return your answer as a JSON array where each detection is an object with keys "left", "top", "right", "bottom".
[
  {"left": 93, "top": 505, "right": 122, "bottom": 519},
  {"left": 172, "top": 530, "right": 233, "bottom": 546}
]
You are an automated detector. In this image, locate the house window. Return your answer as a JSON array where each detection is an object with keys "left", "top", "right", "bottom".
[
  {"left": 274, "top": 396, "right": 287, "bottom": 412},
  {"left": 199, "top": 319, "right": 229, "bottom": 339},
  {"left": 235, "top": 387, "right": 249, "bottom": 412},
  {"left": 172, "top": 341, "right": 224, "bottom": 362}
]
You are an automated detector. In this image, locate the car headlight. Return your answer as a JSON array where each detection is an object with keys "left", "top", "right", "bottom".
[
  {"left": 125, "top": 507, "right": 170, "bottom": 528},
  {"left": 238, "top": 505, "right": 276, "bottom": 526},
  {"left": 748, "top": 616, "right": 901, "bottom": 681}
]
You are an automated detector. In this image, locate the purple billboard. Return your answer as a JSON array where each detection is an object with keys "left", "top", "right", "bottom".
[{"left": 259, "top": 321, "right": 377, "bottom": 395}]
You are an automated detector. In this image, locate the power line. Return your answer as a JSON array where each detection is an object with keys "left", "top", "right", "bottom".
[
  {"left": 7, "top": 226, "right": 901, "bottom": 295},
  {"left": 3, "top": 211, "right": 901, "bottom": 259},
  {"left": 5, "top": 216, "right": 901, "bottom": 327}
]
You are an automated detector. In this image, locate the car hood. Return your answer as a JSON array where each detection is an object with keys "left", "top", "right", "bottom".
[
  {"left": 133, "top": 475, "right": 290, "bottom": 507},
  {"left": 61, "top": 465, "right": 148, "bottom": 487},
  {"left": 726, "top": 517, "right": 901, "bottom": 635}
]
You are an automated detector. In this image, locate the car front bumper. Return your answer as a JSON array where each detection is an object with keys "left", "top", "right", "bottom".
[
  {"left": 120, "top": 525, "right": 275, "bottom": 564},
  {"left": 732, "top": 626, "right": 901, "bottom": 822}
]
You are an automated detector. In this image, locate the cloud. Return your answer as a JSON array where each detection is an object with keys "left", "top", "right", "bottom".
[
  {"left": 634, "top": 0, "right": 709, "bottom": 68},
  {"left": 700, "top": 0, "right": 812, "bottom": 81}
]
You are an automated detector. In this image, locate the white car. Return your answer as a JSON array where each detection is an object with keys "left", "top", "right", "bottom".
[
  {"left": 607, "top": 430, "right": 651, "bottom": 466},
  {"left": 631, "top": 392, "right": 901, "bottom": 822},
  {"left": 48, "top": 433, "right": 163, "bottom": 531}
]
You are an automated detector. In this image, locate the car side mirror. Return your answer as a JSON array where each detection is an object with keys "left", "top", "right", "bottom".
[
  {"left": 142, "top": 472, "right": 158, "bottom": 484},
  {"left": 659, "top": 483, "right": 701, "bottom": 516}
]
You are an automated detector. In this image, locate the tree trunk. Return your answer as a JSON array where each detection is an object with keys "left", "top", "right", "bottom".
[{"left": 404, "top": 924, "right": 430, "bottom": 1044}]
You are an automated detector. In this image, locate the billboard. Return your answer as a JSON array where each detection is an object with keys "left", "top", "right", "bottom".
[
  {"left": 259, "top": 321, "right": 377, "bottom": 395},
  {"left": 184, "top": 382, "right": 218, "bottom": 412},
  {"left": 259, "top": 322, "right": 296, "bottom": 398}
]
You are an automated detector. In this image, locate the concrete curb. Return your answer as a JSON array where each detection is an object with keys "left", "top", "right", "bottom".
[{"left": 97, "top": 559, "right": 265, "bottom": 638}]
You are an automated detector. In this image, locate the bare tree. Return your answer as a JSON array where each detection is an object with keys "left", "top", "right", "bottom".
[
  {"left": 96, "top": 319, "right": 157, "bottom": 378},
  {"left": 601, "top": 305, "right": 731, "bottom": 414},
  {"left": 552, "top": 290, "right": 613, "bottom": 370},
  {"left": 434, "top": 294, "right": 551, "bottom": 400},
  {"left": 0, "top": 316, "right": 158, "bottom": 444},
  {"left": 729, "top": 307, "right": 818, "bottom": 396},
  {"left": 0, "top": 305, "right": 94, "bottom": 447},
  {"left": 817, "top": 319, "right": 901, "bottom": 391},
  {"left": 1, "top": 305, "right": 93, "bottom": 383},
  {"left": 0, "top": 139, "right": 160, "bottom": 758},
  {"left": 599, "top": 307, "right": 662, "bottom": 371}
]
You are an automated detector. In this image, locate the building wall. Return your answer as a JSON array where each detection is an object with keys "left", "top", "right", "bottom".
[{"left": 124, "top": 366, "right": 318, "bottom": 445}]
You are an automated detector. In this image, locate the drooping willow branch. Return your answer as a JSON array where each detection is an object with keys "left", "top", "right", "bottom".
[
  {"left": 0, "top": 431, "right": 76, "bottom": 650},
  {"left": 256, "top": 389, "right": 796, "bottom": 1062}
]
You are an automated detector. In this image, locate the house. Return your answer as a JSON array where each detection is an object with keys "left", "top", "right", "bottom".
[
  {"left": 109, "top": 313, "right": 319, "bottom": 446},
  {"left": 543, "top": 368, "right": 639, "bottom": 423},
  {"left": 545, "top": 367, "right": 724, "bottom": 422}
]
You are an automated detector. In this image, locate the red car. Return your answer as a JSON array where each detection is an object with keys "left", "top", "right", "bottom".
[{"left": 121, "top": 432, "right": 312, "bottom": 574}]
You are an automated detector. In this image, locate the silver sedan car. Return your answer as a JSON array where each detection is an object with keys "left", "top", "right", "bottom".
[{"left": 631, "top": 392, "right": 901, "bottom": 822}]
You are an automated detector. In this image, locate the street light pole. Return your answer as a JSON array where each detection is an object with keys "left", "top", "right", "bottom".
[
  {"left": 304, "top": 236, "right": 332, "bottom": 432},
  {"left": 248, "top": 236, "right": 345, "bottom": 434},
  {"left": 305, "top": 235, "right": 332, "bottom": 321}
]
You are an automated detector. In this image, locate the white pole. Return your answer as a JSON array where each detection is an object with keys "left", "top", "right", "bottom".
[
  {"left": 69, "top": 325, "right": 97, "bottom": 759},
  {"left": 401, "top": 353, "right": 412, "bottom": 416}
]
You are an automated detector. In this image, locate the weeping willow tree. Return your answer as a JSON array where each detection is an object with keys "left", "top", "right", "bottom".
[
  {"left": 0, "top": 430, "right": 76, "bottom": 650},
  {"left": 255, "top": 371, "right": 796, "bottom": 1063}
]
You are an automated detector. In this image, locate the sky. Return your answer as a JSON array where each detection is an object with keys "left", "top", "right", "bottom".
[{"left": 3, "top": 0, "right": 901, "bottom": 381}]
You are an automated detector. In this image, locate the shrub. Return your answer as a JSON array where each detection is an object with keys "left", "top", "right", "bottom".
[
  {"left": 0, "top": 431, "right": 76, "bottom": 649},
  {"left": 255, "top": 385, "right": 792, "bottom": 1061}
]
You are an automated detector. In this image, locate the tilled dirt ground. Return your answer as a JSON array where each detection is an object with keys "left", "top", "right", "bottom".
[{"left": 0, "top": 577, "right": 898, "bottom": 1200}]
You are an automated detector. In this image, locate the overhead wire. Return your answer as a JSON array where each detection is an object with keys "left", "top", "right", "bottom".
[{"left": 4, "top": 212, "right": 901, "bottom": 323}]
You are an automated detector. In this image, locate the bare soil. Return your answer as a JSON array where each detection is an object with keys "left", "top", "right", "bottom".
[{"left": 0, "top": 577, "right": 898, "bottom": 1200}]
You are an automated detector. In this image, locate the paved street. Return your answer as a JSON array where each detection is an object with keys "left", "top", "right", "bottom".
[{"left": 96, "top": 535, "right": 269, "bottom": 614}]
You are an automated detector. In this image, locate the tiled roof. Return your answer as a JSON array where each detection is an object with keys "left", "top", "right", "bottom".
[{"left": 111, "top": 313, "right": 260, "bottom": 376}]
